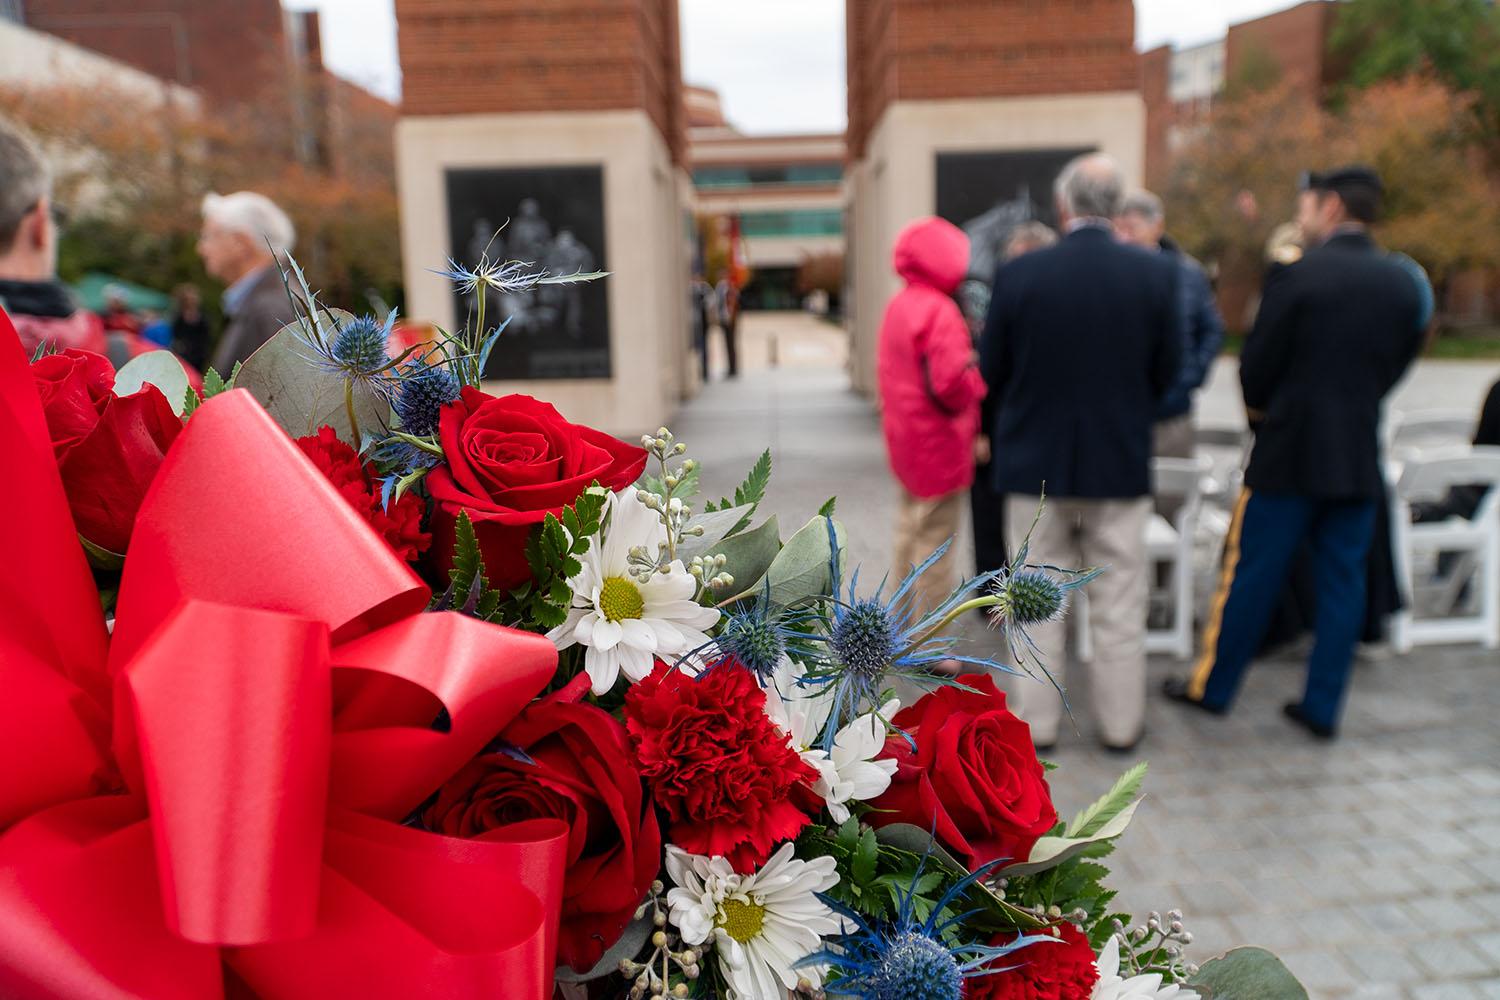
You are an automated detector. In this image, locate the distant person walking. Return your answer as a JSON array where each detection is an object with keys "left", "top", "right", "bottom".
[
  {"left": 971, "top": 222, "right": 1058, "bottom": 581},
  {"left": 980, "top": 153, "right": 1181, "bottom": 751},
  {"left": 1116, "top": 189, "right": 1225, "bottom": 461},
  {"left": 198, "top": 191, "right": 298, "bottom": 373},
  {"left": 878, "top": 217, "right": 986, "bottom": 621},
  {"left": 713, "top": 274, "right": 740, "bottom": 379},
  {"left": 0, "top": 117, "right": 106, "bottom": 357},
  {"left": 1165, "top": 167, "right": 1425, "bottom": 739},
  {"left": 170, "top": 283, "right": 211, "bottom": 371}
]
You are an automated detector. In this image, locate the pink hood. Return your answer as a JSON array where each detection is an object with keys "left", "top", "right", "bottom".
[{"left": 892, "top": 217, "right": 969, "bottom": 294}]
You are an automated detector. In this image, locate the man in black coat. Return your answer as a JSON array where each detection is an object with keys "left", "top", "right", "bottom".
[
  {"left": 980, "top": 152, "right": 1181, "bottom": 751},
  {"left": 1166, "top": 167, "right": 1425, "bottom": 738}
]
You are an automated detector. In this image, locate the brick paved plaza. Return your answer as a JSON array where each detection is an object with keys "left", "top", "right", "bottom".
[{"left": 680, "top": 313, "right": 1500, "bottom": 999}]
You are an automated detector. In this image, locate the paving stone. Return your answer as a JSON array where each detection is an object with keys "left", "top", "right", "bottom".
[
  {"left": 1279, "top": 948, "right": 1361, "bottom": 992},
  {"left": 1413, "top": 984, "right": 1492, "bottom": 1000},
  {"left": 1410, "top": 938, "right": 1495, "bottom": 978},
  {"left": 1340, "top": 945, "right": 1425, "bottom": 985}
]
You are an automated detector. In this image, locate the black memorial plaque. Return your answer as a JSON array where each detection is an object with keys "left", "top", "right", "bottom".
[{"left": 446, "top": 165, "right": 611, "bottom": 380}]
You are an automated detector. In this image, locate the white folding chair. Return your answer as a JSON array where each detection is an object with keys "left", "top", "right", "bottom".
[
  {"left": 1388, "top": 409, "right": 1476, "bottom": 463},
  {"left": 1146, "top": 456, "right": 1213, "bottom": 659},
  {"left": 1390, "top": 446, "right": 1500, "bottom": 651},
  {"left": 1071, "top": 455, "right": 1211, "bottom": 663},
  {"left": 1193, "top": 424, "right": 1251, "bottom": 507}
]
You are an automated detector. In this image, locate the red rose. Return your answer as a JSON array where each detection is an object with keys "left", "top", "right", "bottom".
[
  {"left": 423, "top": 674, "right": 661, "bottom": 972},
  {"left": 295, "top": 426, "right": 430, "bottom": 562},
  {"left": 426, "top": 389, "right": 647, "bottom": 589},
  {"left": 624, "top": 660, "right": 818, "bottom": 873},
  {"left": 32, "top": 348, "right": 181, "bottom": 553},
  {"left": 870, "top": 673, "right": 1057, "bottom": 870},
  {"left": 970, "top": 922, "right": 1099, "bottom": 1000}
]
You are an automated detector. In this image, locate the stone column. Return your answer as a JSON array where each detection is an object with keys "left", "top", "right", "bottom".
[
  {"left": 395, "top": 0, "right": 689, "bottom": 435},
  {"left": 845, "top": 0, "right": 1146, "bottom": 396}
]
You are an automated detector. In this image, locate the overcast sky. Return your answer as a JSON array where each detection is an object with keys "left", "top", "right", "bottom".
[{"left": 306, "top": 0, "right": 1302, "bottom": 134}]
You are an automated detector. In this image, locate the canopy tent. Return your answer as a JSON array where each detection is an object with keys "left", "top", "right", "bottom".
[{"left": 70, "top": 272, "right": 172, "bottom": 314}]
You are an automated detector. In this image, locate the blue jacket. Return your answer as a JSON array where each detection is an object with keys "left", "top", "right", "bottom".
[{"left": 1156, "top": 236, "right": 1225, "bottom": 421}]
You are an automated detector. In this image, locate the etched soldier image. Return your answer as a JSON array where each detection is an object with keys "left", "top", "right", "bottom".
[
  {"left": 445, "top": 166, "right": 611, "bottom": 379},
  {"left": 936, "top": 148, "right": 1092, "bottom": 334}
]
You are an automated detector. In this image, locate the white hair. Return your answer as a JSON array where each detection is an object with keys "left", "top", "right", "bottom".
[
  {"left": 1120, "top": 189, "right": 1165, "bottom": 223},
  {"left": 202, "top": 190, "right": 296, "bottom": 254},
  {"left": 1054, "top": 153, "right": 1125, "bottom": 220}
]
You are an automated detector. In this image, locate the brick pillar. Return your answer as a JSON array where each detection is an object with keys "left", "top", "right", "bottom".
[
  {"left": 845, "top": 0, "right": 1145, "bottom": 395},
  {"left": 394, "top": 0, "right": 689, "bottom": 433}
]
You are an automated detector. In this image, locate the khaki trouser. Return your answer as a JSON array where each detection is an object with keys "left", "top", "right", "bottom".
[
  {"left": 1153, "top": 414, "right": 1195, "bottom": 525},
  {"left": 893, "top": 488, "right": 964, "bottom": 621},
  {"left": 1004, "top": 494, "right": 1151, "bottom": 748}
]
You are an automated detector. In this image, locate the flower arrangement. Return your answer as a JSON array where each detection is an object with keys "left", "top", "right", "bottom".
[{"left": 0, "top": 252, "right": 1309, "bottom": 1000}]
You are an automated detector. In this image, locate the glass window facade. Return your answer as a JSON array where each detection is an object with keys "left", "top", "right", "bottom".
[
  {"left": 692, "top": 162, "right": 843, "bottom": 189},
  {"left": 738, "top": 209, "right": 843, "bottom": 238}
]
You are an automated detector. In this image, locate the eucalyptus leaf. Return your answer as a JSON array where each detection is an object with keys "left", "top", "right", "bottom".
[
  {"left": 998, "top": 799, "right": 1141, "bottom": 878},
  {"left": 675, "top": 503, "right": 755, "bottom": 564},
  {"left": 728, "top": 514, "right": 844, "bottom": 605},
  {"left": 1189, "top": 947, "right": 1307, "bottom": 1000},
  {"left": 234, "top": 316, "right": 389, "bottom": 443},
  {"left": 113, "top": 350, "right": 190, "bottom": 416},
  {"left": 554, "top": 910, "right": 653, "bottom": 982},
  {"left": 712, "top": 515, "right": 781, "bottom": 600}
]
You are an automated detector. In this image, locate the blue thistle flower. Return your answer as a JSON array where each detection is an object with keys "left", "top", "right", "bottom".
[
  {"left": 393, "top": 360, "right": 461, "bottom": 436},
  {"left": 292, "top": 306, "right": 405, "bottom": 401},
  {"left": 688, "top": 584, "right": 823, "bottom": 685},
  {"left": 331, "top": 314, "right": 391, "bottom": 374},
  {"left": 988, "top": 499, "right": 1102, "bottom": 676},
  {"left": 796, "top": 519, "right": 1020, "bottom": 752},
  {"left": 800, "top": 859, "right": 1056, "bottom": 1000}
]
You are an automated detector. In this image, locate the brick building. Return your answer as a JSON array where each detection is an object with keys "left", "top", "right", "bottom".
[
  {"left": 394, "top": 0, "right": 691, "bottom": 433},
  {"left": 844, "top": 0, "right": 1146, "bottom": 394},
  {"left": 20, "top": 0, "right": 288, "bottom": 108},
  {"left": 15, "top": 1, "right": 395, "bottom": 172}
]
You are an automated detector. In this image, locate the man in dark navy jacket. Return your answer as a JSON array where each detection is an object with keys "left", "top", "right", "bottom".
[
  {"left": 980, "top": 152, "right": 1181, "bottom": 751},
  {"left": 1166, "top": 167, "right": 1425, "bottom": 738}
]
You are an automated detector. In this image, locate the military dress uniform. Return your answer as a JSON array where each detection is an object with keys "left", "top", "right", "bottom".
[{"left": 1167, "top": 171, "right": 1425, "bottom": 736}]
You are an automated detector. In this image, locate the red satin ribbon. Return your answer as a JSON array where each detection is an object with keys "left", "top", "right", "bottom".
[{"left": 0, "top": 311, "right": 568, "bottom": 999}]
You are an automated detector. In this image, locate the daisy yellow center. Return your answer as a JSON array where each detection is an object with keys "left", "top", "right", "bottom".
[
  {"left": 599, "top": 576, "right": 645, "bottom": 622},
  {"left": 717, "top": 896, "right": 766, "bottom": 944}
]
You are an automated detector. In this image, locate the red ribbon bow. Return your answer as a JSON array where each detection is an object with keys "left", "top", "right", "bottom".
[{"left": 0, "top": 311, "right": 567, "bottom": 999}]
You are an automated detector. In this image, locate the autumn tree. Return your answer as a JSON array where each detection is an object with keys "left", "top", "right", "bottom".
[
  {"left": 0, "top": 75, "right": 401, "bottom": 323},
  {"left": 1165, "top": 76, "right": 1500, "bottom": 329}
]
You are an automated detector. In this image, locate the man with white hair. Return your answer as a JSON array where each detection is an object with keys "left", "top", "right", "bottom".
[
  {"left": 979, "top": 152, "right": 1181, "bottom": 752},
  {"left": 197, "top": 190, "right": 297, "bottom": 372}
]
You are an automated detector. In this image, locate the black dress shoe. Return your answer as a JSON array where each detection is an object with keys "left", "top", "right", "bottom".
[
  {"left": 1103, "top": 738, "right": 1142, "bottom": 756},
  {"left": 1161, "top": 677, "right": 1227, "bottom": 716},
  {"left": 1283, "top": 702, "right": 1337, "bottom": 740}
]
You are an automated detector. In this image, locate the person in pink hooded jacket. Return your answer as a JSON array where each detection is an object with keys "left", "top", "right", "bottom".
[{"left": 877, "top": 216, "right": 986, "bottom": 618}]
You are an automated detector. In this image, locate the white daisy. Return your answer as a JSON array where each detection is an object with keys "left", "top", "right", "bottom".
[
  {"left": 1093, "top": 936, "right": 1200, "bottom": 1000},
  {"left": 547, "top": 489, "right": 720, "bottom": 695},
  {"left": 762, "top": 659, "right": 899, "bottom": 824},
  {"left": 665, "top": 842, "right": 843, "bottom": 1000}
]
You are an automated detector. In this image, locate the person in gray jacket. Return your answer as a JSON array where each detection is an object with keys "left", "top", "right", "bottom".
[
  {"left": 197, "top": 191, "right": 298, "bottom": 373},
  {"left": 1116, "top": 189, "right": 1226, "bottom": 460}
]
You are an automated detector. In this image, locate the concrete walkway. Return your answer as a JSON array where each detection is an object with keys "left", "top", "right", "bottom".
[{"left": 675, "top": 311, "right": 1500, "bottom": 999}]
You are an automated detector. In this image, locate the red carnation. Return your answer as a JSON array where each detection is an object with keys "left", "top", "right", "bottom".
[
  {"left": 624, "top": 660, "right": 818, "bottom": 872},
  {"left": 971, "top": 923, "right": 1099, "bottom": 1000},
  {"left": 295, "top": 426, "right": 429, "bottom": 562}
]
